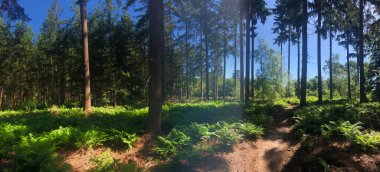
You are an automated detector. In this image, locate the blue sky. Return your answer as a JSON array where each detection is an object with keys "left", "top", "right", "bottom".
[{"left": 19, "top": 0, "right": 349, "bottom": 80}]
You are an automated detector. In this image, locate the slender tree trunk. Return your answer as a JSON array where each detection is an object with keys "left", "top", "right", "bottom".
[
  {"left": 0, "top": 87, "right": 3, "bottom": 111},
  {"left": 223, "top": 24, "right": 227, "bottom": 100},
  {"left": 346, "top": 40, "right": 352, "bottom": 99},
  {"left": 297, "top": 29, "right": 301, "bottom": 98},
  {"left": 60, "top": 52, "right": 65, "bottom": 106},
  {"left": 147, "top": 0, "right": 164, "bottom": 135},
  {"left": 80, "top": 0, "right": 92, "bottom": 115},
  {"left": 300, "top": 0, "right": 308, "bottom": 107},
  {"left": 234, "top": 17, "right": 237, "bottom": 96},
  {"left": 317, "top": 11, "right": 323, "bottom": 104},
  {"left": 280, "top": 43, "right": 283, "bottom": 79},
  {"left": 329, "top": 30, "right": 333, "bottom": 100},
  {"left": 245, "top": 15, "right": 250, "bottom": 102},
  {"left": 239, "top": 13, "right": 244, "bottom": 101},
  {"left": 215, "top": 63, "right": 218, "bottom": 99},
  {"left": 205, "top": 4, "right": 210, "bottom": 100},
  {"left": 251, "top": 22, "right": 255, "bottom": 101},
  {"left": 185, "top": 23, "right": 189, "bottom": 100},
  {"left": 359, "top": 0, "right": 367, "bottom": 103},
  {"left": 200, "top": 34, "right": 203, "bottom": 99},
  {"left": 288, "top": 27, "right": 291, "bottom": 96}
]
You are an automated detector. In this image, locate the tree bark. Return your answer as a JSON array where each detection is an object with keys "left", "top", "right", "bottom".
[
  {"left": 300, "top": 0, "right": 308, "bottom": 107},
  {"left": 288, "top": 27, "right": 291, "bottom": 96},
  {"left": 317, "top": 11, "right": 323, "bottom": 104},
  {"left": 147, "top": 0, "right": 164, "bottom": 135},
  {"left": 185, "top": 23, "right": 189, "bottom": 100},
  {"left": 214, "top": 62, "right": 218, "bottom": 99},
  {"left": 346, "top": 39, "right": 352, "bottom": 99},
  {"left": 251, "top": 21, "right": 255, "bottom": 101},
  {"left": 245, "top": 15, "right": 250, "bottom": 102},
  {"left": 329, "top": 30, "right": 333, "bottom": 100},
  {"left": 60, "top": 51, "right": 65, "bottom": 106},
  {"left": 80, "top": 0, "right": 92, "bottom": 115},
  {"left": 234, "top": 16, "right": 237, "bottom": 96},
  {"left": 359, "top": 0, "right": 367, "bottom": 103},
  {"left": 200, "top": 34, "right": 203, "bottom": 99},
  {"left": 223, "top": 23, "right": 227, "bottom": 100},
  {"left": 0, "top": 87, "right": 3, "bottom": 111},
  {"left": 297, "top": 29, "right": 301, "bottom": 99},
  {"left": 205, "top": 3, "right": 210, "bottom": 100},
  {"left": 239, "top": 13, "right": 244, "bottom": 101}
]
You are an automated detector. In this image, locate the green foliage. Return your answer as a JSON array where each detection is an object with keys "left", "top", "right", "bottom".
[
  {"left": 12, "top": 134, "right": 70, "bottom": 172},
  {"left": 154, "top": 121, "right": 263, "bottom": 159},
  {"left": 0, "top": 123, "right": 27, "bottom": 157},
  {"left": 106, "top": 129, "right": 138, "bottom": 149},
  {"left": 238, "top": 122, "right": 265, "bottom": 139},
  {"left": 295, "top": 102, "right": 380, "bottom": 150},
  {"left": 154, "top": 129, "right": 191, "bottom": 157},
  {"left": 89, "top": 149, "right": 115, "bottom": 172}
]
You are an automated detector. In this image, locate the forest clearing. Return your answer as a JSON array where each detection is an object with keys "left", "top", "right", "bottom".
[{"left": 0, "top": 0, "right": 380, "bottom": 171}]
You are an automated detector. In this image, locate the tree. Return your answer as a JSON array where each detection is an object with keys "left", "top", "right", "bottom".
[
  {"left": 300, "top": 0, "right": 308, "bottom": 106},
  {"left": 358, "top": 0, "right": 367, "bottom": 103},
  {"left": 147, "top": 0, "right": 164, "bottom": 135},
  {"left": 78, "top": 0, "right": 92, "bottom": 114},
  {"left": 0, "top": 0, "right": 29, "bottom": 21}
]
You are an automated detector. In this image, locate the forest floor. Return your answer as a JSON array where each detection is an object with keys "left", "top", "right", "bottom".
[{"left": 188, "top": 106, "right": 303, "bottom": 172}]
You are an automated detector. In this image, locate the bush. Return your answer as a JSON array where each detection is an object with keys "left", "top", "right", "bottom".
[
  {"left": 106, "top": 129, "right": 138, "bottom": 148},
  {"left": 212, "top": 122, "right": 242, "bottom": 146},
  {"left": 89, "top": 149, "right": 115, "bottom": 172},
  {"left": 12, "top": 134, "right": 70, "bottom": 172},
  {"left": 154, "top": 129, "right": 191, "bottom": 157},
  {"left": 0, "top": 123, "right": 27, "bottom": 157},
  {"left": 238, "top": 122, "right": 264, "bottom": 139}
]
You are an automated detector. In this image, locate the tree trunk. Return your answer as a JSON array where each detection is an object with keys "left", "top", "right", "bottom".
[
  {"left": 359, "top": 0, "right": 367, "bottom": 103},
  {"left": 297, "top": 29, "right": 301, "bottom": 99},
  {"left": 60, "top": 52, "right": 65, "bottom": 106},
  {"left": 346, "top": 39, "right": 352, "bottom": 99},
  {"left": 317, "top": 11, "right": 323, "bottom": 104},
  {"left": 329, "top": 30, "right": 333, "bottom": 100},
  {"left": 200, "top": 34, "right": 203, "bottom": 99},
  {"left": 185, "top": 23, "right": 189, "bottom": 100},
  {"left": 251, "top": 22, "right": 255, "bottom": 101},
  {"left": 239, "top": 13, "right": 244, "bottom": 101},
  {"left": 288, "top": 27, "right": 291, "bottom": 96},
  {"left": 215, "top": 63, "right": 218, "bottom": 99},
  {"left": 300, "top": 0, "right": 308, "bottom": 107},
  {"left": 223, "top": 24, "right": 227, "bottom": 100},
  {"left": 205, "top": 4, "right": 210, "bottom": 100},
  {"left": 147, "top": 0, "right": 164, "bottom": 135},
  {"left": 245, "top": 15, "right": 250, "bottom": 102},
  {"left": 281, "top": 43, "right": 283, "bottom": 79},
  {"left": 0, "top": 87, "right": 3, "bottom": 111},
  {"left": 80, "top": 0, "right": 92, "bottom": 115},
  {"left": 234, "top": 16, "right": 237, "bottom": 96}
]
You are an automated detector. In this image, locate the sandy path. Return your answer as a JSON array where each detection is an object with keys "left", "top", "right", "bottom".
[{"left": 222, "top": 107, "right": 302, "bottom": 172}]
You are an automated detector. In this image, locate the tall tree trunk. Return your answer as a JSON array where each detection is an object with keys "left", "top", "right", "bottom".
[
  {"left": 80, "top": 0, "right": 92, "bottom": 115},
  {"left": 147, "top": 0, "right": 164, "bottom": 135},
  {"left": 251, "top": 22, "right": 255, "bottom": 101},
  {"left": 317, "top": 11, "right": 323, "bottom": 104},
  {"left": 185, "top": 23, "right": 189, "bottom": 100},
  {"left": 200, "top": 34, "right": 203, "bottom": 99},
  {"left": 329, "top": 30, "right": 333, "bottom": 100},
  {"left": 346, "top": 39, "right": 352, "bottom": 99},
  {"left": 300, "top": 0, "right": 308, "bottom": 107},
  {"left": 239, "top": 13, "right": 244, "bottom": 101},
  {"left": 288, "top": 27, "right": 291, "bottom": 96},
  {"left": 245, "top": 15, "right": 250, "bottom": 102},
  {"left": 215, "top": 63, "right": 218, "bottom": 99},
  {"left": 359, "top": 0, "right": 367, "bottom": 103},
  {"left": 280, "top": 43, "right": 283, "bottom": 80},
  {"left": 60, "top": 52, "right": 65, "bottom": 106},
  {"left": 0, "top": 87, "right": 3, "bottom": 111},
  {"left": 297, "top": 29, "right": 301, "bottom": 99},
  {"left": 223, "top": 24, "right": 227, "bottom": 100},
  {"left": 205, "top": 4, "right": 210, "bottom": 100},
  {"left": 234, "top": 16, "right": 237, "bottom": 97}
]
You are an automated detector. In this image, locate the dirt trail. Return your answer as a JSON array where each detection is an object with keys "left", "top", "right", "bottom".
[{"left": 211, "top": 107, "right": 302, "bottom": 172}]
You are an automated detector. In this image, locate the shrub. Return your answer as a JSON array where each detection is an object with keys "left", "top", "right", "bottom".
[
  {"left": 154, "top": 129, "right": 191, "bottom": 157},
  {"left": 76, "top": 130, "right": 108, "bottom": 148},
  {"left": 89, "top": 149, "right": 115, "bottom": 172},
  {"left": 12, "top": 134, "right": 70, "bottom": 172},
  {"left": 212, "top": 122, "right": 242, "bottom": 146},
  {"left": 106, "top": 129, "right": 138, "bottom": 149},
  {"left": 238, "top": 122, "right": 264, "bottom": 139},
  {"left": 0, "top": 123, "right": 27, "bottom": 157}
]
